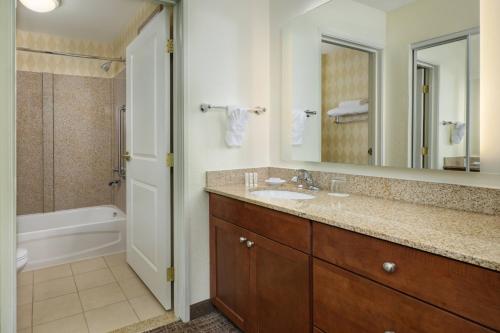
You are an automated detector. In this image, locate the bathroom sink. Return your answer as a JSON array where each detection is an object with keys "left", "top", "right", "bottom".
[{"left": 250, "top": 190, "right": 315, "bottom": 200}]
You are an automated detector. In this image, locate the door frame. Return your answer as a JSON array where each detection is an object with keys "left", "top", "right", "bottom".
[
  {"left": 321, "top": 34, "right": 383, "bottom": 166},
  {"left": 410, "top": 27, "right": 479, "bottom": 171},
  {"left": 0, "top": 0, "right": 17, "bottom": 332},
  {"left": 157, "top": 0, "right": 190, "bottom": 322},
  {"left": 0, "top": 0, "right": 190, "bottom": 329}
]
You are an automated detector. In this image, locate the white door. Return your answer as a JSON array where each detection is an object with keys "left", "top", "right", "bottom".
[{"left": 126, "top": 10, "right": 171, "bottom": 309}]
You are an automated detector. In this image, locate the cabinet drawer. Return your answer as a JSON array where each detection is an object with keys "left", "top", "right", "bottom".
[
  {"left": 313, "top": 259, "right": 494, "bottom": 333},
  {"left": 210, "top": 194, "right": 311, "bottom": 253},
  {"left": 313, "top": 223, "right": 500, "bottom": 330}
]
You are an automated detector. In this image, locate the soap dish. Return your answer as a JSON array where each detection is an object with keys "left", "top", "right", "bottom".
[{"left": 265, "top": 178, "right": 286, "bottom": 186}]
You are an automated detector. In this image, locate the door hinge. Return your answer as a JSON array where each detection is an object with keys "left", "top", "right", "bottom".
[
  {"left": 166, "top": 153, "right": 174, "bottom": 167},
  {"left": 167, "top": 267, "right": 175, "bottom": 282},
  {"left": 422, "top": 84, "right": 430, "bottom": 94},
  {"left": 421, "top": 146, "right": 429, "bottom": 156},
  {"left": 166, "top": 39, "right": 174, "bottom": 54}
]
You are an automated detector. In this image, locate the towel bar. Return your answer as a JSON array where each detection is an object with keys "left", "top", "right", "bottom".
[{"left": 200, "top": 103, "right": 266, "bottom": 115}]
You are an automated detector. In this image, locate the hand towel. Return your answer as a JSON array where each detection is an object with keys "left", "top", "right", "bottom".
[
  {"left": 292, "top": 109, "right": 306, "bottom": 146},
  {"left": 338, "top": 99, "right": 368, "bottom": 108},
  {"left": 225, "top": 106, "right": 249, "bottom": 147},
  {"left": 327, "top": 103, "right": 369, "bottom": 118},
  {"left": 451, "top": 122, "right": 466, "bottom": 144}
]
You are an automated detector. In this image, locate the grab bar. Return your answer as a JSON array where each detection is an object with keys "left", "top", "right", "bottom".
[{"left": 113, "top": 105, "right": 126, "bottom": 179}]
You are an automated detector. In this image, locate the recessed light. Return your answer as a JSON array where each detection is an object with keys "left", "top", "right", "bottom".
[{"left": 19, "top": 0, "right": 61, "bottom": 13}]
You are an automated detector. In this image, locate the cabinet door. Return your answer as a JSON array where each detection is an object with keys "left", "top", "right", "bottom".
[
  {"left": 210, "top": 217, "right": 251, "bottom": 330},
  {"left": 313, "top": 258, "right": 494, "bottom": 333},
  {"left": 248, "top": 232, "right": 311, "bottom": 333}
]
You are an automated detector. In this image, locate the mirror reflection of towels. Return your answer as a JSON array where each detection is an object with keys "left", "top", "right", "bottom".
[
  {"left": 292, "top": 109, "right": 306, "bottom": 146},
  {"left": 451, "top": 122, "right": 466, "bottom": 144}
]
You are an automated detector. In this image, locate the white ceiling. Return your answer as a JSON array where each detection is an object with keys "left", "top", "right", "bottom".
[
  {"left": 352, "top": 0, "right": 416, "bottom": 12},
  {"left": 16, "top": 0, "right": 150, "bottom": 43}
]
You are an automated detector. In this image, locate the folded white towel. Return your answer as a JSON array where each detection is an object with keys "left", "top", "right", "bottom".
[
  {"left": 328, "top": 103, "right": 369, "bottom": 118},
  {"left": 225, "top": 106, "right": 249, "bottom": 147},
  {"left": 339, "top": 99, "right": 368, "bottom": 108},
  {"left": 451, "top": 122, "right": 466, "bottom": 144},
  {"left": 292, "top": 109, "right": 306, "bottom": 146}
]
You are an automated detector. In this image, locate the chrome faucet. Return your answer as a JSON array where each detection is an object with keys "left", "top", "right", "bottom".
[{"left": 291, "top": 169, "right": 320, "bottom": 191}]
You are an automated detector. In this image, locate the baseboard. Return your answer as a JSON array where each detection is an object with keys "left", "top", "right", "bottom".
[{"left": 190, "top": 299, "right": 216, "bottom": 320}]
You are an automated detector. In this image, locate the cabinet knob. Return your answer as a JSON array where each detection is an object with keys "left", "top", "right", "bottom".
[
  {"left": 239, "top": 237, "right": 247, "bottom": 243},
  {"left": 246, "top": 240, "right": 255, "bottom": 248},
  {"left": 382, "top": 262, "right": 397, "bottom": 273}
]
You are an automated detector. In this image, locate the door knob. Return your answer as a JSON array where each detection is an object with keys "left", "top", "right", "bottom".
[
  {"left": 246, "top": 240, "right": 255, "bottom": 248},
  {"left": 382, "top": 262, "right": 397, "bottom": 273},
  {"left": 239, "top": 237, "right": 247, "bottom": 243},
  {"left": 122, "top": 152, "right": 131, "bottom": 161}
]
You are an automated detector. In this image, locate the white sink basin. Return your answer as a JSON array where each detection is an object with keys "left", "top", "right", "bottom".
[{"left": 250, "top": 190, "right": 315, "bottom": 200}]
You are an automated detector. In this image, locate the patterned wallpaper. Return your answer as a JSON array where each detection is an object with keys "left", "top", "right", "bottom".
[
  {"left": 321, "top": 46, "right": 370, "bottom": 165},
  {"left": 16, "top": 1, "right": 157, "bottom": 78}
]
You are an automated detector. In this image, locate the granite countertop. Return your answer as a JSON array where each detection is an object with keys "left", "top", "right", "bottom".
[{"left": 205, "top": 184, "right": 500, "bottom": 272}]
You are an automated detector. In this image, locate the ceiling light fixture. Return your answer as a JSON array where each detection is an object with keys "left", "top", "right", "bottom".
[{"left": 19, "top": 0, "right": 61, "bottom": 13}]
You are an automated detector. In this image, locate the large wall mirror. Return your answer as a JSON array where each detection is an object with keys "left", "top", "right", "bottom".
[{"left": 281, "top": 0, "right": 489, "bottom": 173}]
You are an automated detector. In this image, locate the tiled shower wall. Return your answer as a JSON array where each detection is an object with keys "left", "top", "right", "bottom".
[
  {"left": 112, "top": 70, "right": 127, "bottom": 212},
  {"left": 16, "top": 71, "right": 117, "bottom": 215}
]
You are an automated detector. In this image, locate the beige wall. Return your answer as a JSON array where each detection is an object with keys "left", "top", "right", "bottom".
[
  {"left": 184, "top": 0, "right": 270, "bottom": 304},
  {"left": 321, "top": 47, "right": 369, "bottom": 164},
  {"left": 480, "top": 0, "right": 500, "bottom": 174},
  {"left": 384, "top": 0, "right": 479, "bottom": 167},
  {"left": 16, "top": 1, "right": 157, "bottom": 78}
]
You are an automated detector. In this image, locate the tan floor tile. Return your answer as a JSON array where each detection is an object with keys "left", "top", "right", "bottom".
[
  {"left": 71, "top": 257, "right": 107, "bottom": 275},
  {"left": 84, "top": 301, "right": 139, "bottom": 333},
  {"left": 103, "top": 253, "right": 126, "bottom": 268},
  {"left": 33, "top": 264, "right": 72, "bottom": 284},
  {"left": 74, "top": 268, "right": 115, "bottom": 291},
  {"left": 33, "top": 276, "right": 76, "bottom": 301},
  {"left": 17, "top": 284, "right": 33, "bottom": 305},
  {"left": 79, "top": 283, "right": 126, "bottom": 311},
  {"left": 32, "top": 314, "right": 88, "bottom": 333},
  {"left": 109, "top": 265, "right": 137, "bottom": 282},
  {"left": 17, "top": 303, "right": 32, "bottom": 329},
  {"left": 117, "top": 275, "right": 149, "bottom": 299},
  {"left": 128, "top": 293, "right": 166, "bottom": 321},
  {"left": 18, "top": 271, "right": 33, "bottom": 286},
  {"left": 33, "top": 293, "right": 82, "bottom": 325}
]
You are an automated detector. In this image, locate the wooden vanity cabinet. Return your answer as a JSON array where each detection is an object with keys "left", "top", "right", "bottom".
[
  {"left": 209, "top": 193, "right": 499, "bottom": 332},
  {"left": 209, "top": 194, "right": 311, "bottom": 333}
]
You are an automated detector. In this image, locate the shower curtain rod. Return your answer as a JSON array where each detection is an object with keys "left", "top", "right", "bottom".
[{"left": 16, "top": 47, "right": 126, "bottom": 63}]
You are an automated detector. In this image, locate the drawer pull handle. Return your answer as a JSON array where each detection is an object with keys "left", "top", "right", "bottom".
[
  {"left": 246, "top": 240, "right": 255, "bottom": 248},
  {"left": 384, "top": 331, "right": 396, "bottom": 333},
  {"left": 239, "top": 237, "right": 247, "bottom": 243},
  {"left": 382, "top": 262, "right": 397, "bottom": 273}
]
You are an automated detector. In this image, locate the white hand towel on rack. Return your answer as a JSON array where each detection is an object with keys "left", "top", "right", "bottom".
[
  {"left": 292, "top": 109, "right": 307, "bottom": 146},
  {"left": 451, "top": 122, "right": 466, "bottom": 144},
  {"left": 327, "top": 103, "right": 369, "bottom": 118},
  {"left": 225, "top": 106, "right": 250, "bottom": 147}
]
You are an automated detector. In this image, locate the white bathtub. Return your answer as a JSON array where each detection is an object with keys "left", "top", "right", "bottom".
[{"left": 17, "top": 205, "right": 126, "bottom": 271}]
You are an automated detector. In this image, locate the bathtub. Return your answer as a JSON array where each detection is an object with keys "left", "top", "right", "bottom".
[{"left": 17, "top": 205, "right": 126, "bottom": 271}]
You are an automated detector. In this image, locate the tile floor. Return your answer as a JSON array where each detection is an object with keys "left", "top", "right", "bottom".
[{"left": 17, "top": 253, "right": 172, "bottom": 333}]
